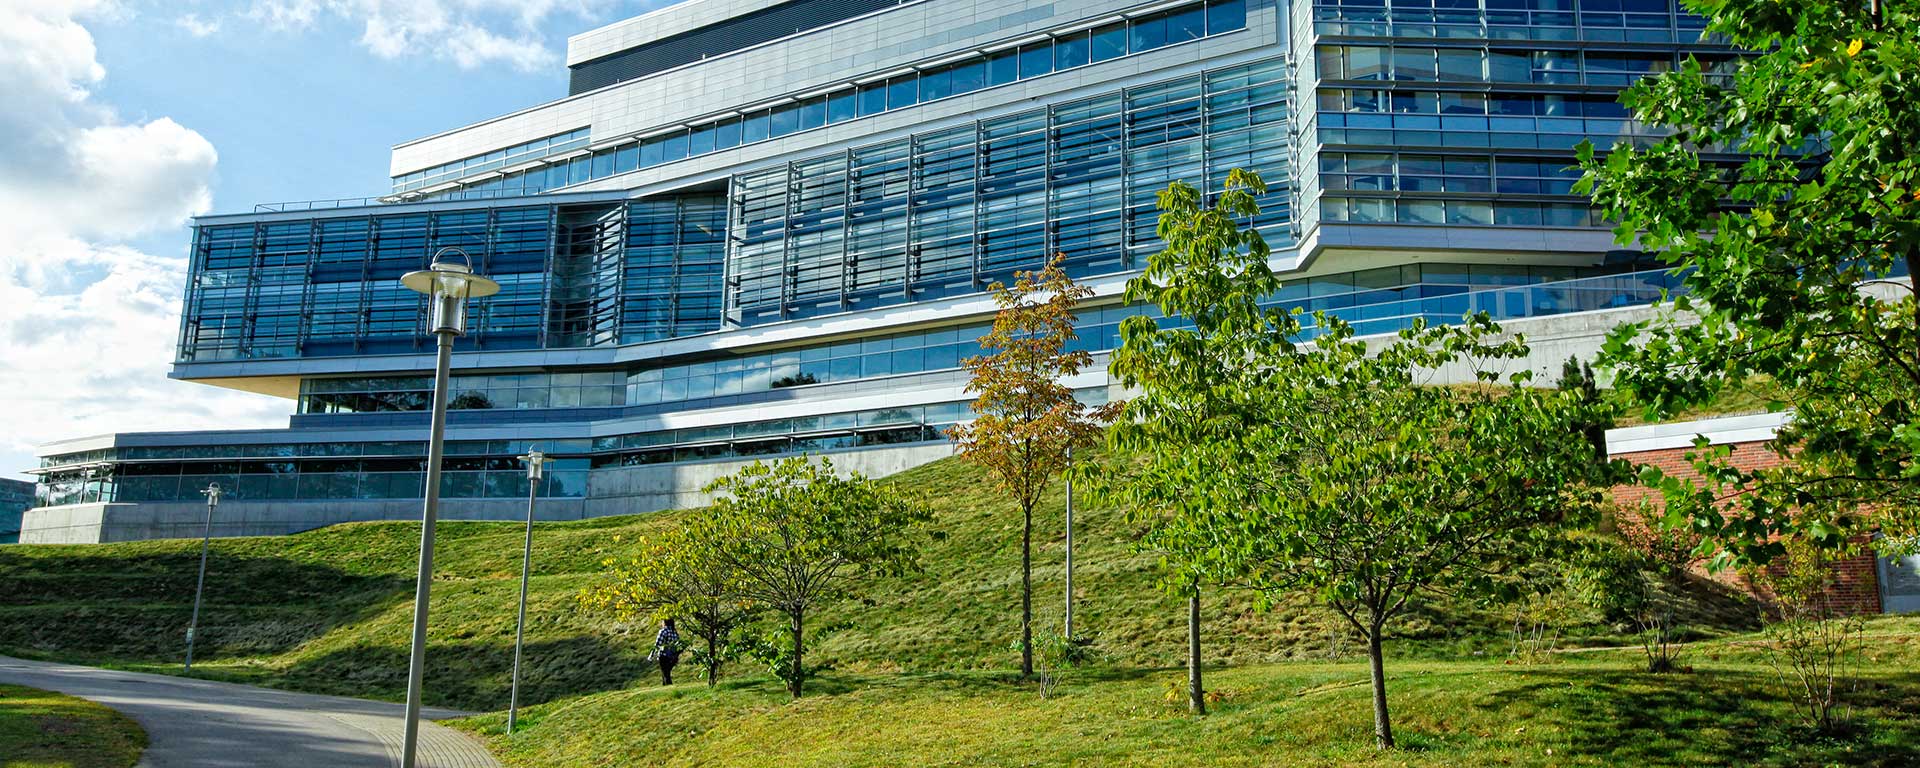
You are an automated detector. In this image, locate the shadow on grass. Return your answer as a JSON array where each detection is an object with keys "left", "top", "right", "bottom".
[
  {"left": 278, "top": 635, "right": 652, "bottom": 712},
  {"left": 0, "top": 553, "right": 412, "bottom": 663},
  {"left": 1482, "top": 667, "right": 1920, "bottom": 767}
]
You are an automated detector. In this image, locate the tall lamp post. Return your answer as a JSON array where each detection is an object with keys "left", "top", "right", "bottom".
[
  {"left": 397, "top": 248, "right": 498, "bottom": 768},
  {"left": 184, "top": 481, "right": 220, "bottom": 673},
  {"left": 1064, "top": 448, "right": 1074, "bottom": 639},
  {"left": 507, "top": 447, "right": 546, "bottom": 735}
]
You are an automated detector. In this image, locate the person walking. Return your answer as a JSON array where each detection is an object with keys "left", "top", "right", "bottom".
[{"left": 652, "top": 618, "right": 682, "bottom": 686}]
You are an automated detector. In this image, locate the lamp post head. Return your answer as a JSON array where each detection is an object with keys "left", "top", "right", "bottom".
[
  {"left": 518, "top": 448, "right": 547, "bottom": 480},
  {"left": 202, "top": 482, "right": 221, "bottom": 506},
  {"left": 402, "top": 247, "right": 500, "bottom": 336}
]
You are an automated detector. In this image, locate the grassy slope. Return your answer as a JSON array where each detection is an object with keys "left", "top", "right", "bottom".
[
  {"left": 0, "top": 457, "right": 1757, "bottom": 712},
  {"left": 0, "top": 683, "right": 146, "bottom": 768},
  {"left": 457, "top": 619, "right": 1920, "bottom": 768},
  {"left": 3, "top": 454, "right": 1909, "bottom": 765}
]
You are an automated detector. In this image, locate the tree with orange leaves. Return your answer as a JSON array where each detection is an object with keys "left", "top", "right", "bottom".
[{"left": 949, "top": 254, "right": 1105, "bottom": 679}]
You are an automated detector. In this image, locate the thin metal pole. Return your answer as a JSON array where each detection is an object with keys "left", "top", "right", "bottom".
[
  {"left": 1064, "top": 449, "right": 1074, "bottom": 639},
  {"left": 401, "top": 330, "right": 455, "bottom": 768},
  {"left": 507, "top": 455, "right": 541, "bottom": 734},
  {"left": 185, "top": 484, "right": 218, "bottom": 673}
]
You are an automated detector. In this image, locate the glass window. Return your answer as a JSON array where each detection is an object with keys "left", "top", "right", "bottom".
[
  {"left": 827, "top": 90, "right": 856, "bottom": 123},
  {"left": 1130, "top": 13, "right": 1168, "bottom": 52},
  {"left": 988, "top": 50, "right": 1020, "bottom": 85},
  {"left": 1393, "top": 47, "right": 1437, "bottom": 80},
  {"left": 1207, "top": 0, "right": 1247, "bottom": 34},
  {"left": 950, "top": 59, "right": 986, "bottom": 94},
  {"left": 1055, "top": 31, "right": 1090, "bottom": 69},
  {"left": 770, "top": 103, "right": 800, "bottom": 136},
  {"left": 1446, "top": 200, "right": 1494, "bottom": 225},
  {"left": 1091, "top": 23, "right": 1127, "bottom": 61},
  {"left": 715, "top": 118, "right": 742, "bottom": 148},
  {"left": 1019, "top": 42, "right": 1054, "bottom": 78},
  {"left": 858, "top": 82, "right": 888, "bottom": 116},
  {"left": 887, "top": 74, "right": 918, "bottom": 109},
  {"left": 1440, "top": 92, "right": 1487, "bottom": 114},
  {"left": 1347, "top": 46, "right": 1388, "bottom": 79},
  {"left": 1436, "top": 48, "right": 1481, "bottom": 79},
  {"left": 921, "top": 66, "right": 954, "bottom": 101},
  {"left": 1168, "top": 5, "right": 1205, "bottom": 41},
  {"left": 689, "top": 125, "right": 716, "bottom": 156},
  {"left": 1532, "top": 50, "right": 1580, "bottom": 83},
  {"left": 614, "top": 145, "right": 639, "bottom": 173},
  {"left": 661, "top": 131, "right": 688, "bottom": 160},
  {"left": 735, "top": 111, "right": 765, "bottom": 143},
  {"left": 798, "top": 97, "right": 826, "bottom": 130},
  {"left": 1488, "top": 50, "right": 1531, "bottom": 81}
]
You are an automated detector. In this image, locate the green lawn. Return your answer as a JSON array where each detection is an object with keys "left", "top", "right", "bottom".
[
  {"left": 0, "top": 684, "right": 145, "bottom": 768},
  {"left": 452, "top": 619, "right": 1920, "bottom": 767},
  {"left": 2, "top": 454, "right": 1837, "bottom": 767},
  {"left": 0, "top": 457, "right": 1760, "bottom": 712}
]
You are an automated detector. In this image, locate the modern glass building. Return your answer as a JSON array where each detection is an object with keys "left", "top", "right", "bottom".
[
  {"left": 23, "top": 0, "right": 1717, "bottom": 543},
  {"left": 0, "top": 478, "right": 29, "bottom": 544}
]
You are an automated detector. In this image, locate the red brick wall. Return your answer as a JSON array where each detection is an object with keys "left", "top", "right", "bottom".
[{"left": 1610, "top": 440, "right": 1884, "bottom": 616}]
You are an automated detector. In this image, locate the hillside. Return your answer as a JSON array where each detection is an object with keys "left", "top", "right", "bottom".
[
  {"left": 453, "top": 619, "right": 1920, "bottom": 768},
  {"left": 0, "top": 456, "right": 1757, "bottom": 712}
]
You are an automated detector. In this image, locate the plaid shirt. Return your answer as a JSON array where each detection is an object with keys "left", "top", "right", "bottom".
[{"left": 653, "top": 625, "right": 682, "bottom": 658}]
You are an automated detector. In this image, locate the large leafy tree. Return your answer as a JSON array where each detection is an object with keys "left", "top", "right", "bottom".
[
  {"left": 1578, "top": 0, "right": 1920, "bottom": 564},
  {"left": 949, "top": 255, "right": 1104, "bottom": 678},
  {"left": 578, "top": 527, "right": 757, "bottom": 686},
  {"left": 700, "top": 457, "right": 929, "bottom": 698},
  {"left": 1109, "top": 171, "right": 1621, "bottom": 749}
]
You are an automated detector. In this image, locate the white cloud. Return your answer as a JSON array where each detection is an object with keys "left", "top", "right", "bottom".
[
  {"left": 175, "top": 13, "right": 221, "bottom": 37},
  {"left": 243, "top": 0, "right": 620, "bottom": 72},
  {"left": 0, "top": 0, "right": 287, "bottom": 478}
]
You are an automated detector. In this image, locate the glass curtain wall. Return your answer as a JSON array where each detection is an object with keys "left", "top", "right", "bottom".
[
  {"left": 179, "top": 196, "right": 727, "bottom": 362},
  {"left": 727, "top": 56, "right": 1291, "bottom": 325}
]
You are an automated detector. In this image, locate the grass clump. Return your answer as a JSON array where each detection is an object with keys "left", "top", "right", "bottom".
[{"left": 0, "top": 683, "right": 145, "bottom": 768}]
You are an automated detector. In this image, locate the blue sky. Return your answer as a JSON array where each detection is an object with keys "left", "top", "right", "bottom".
[{"left": 0, "top": 1, "right": 668, "bottom": 480}]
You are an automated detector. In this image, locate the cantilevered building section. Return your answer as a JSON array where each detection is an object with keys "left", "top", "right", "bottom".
[{"left": 25, "top": 0, "right": 1711, "bottom": 543}]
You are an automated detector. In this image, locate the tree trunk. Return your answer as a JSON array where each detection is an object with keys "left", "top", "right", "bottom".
[
  {"left": 789, "top": 611, "right": 805, "bottom": 699},
  {"left": 1188, "top": 581, "right": 1206, "bottom": 715},
  {"left": 1366, "top": 628, "right": 1394, "bottom": 749},
  {"left": 705, "top": 629, "right": 720, "bottom": 686},
  {"left": 1021, "top": 501, "right": 1034, "bottom": 679}
]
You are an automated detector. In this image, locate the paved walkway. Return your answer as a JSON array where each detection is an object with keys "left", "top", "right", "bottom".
[{"left": 0, "top": 656, "right": 499, "bottom": 768}]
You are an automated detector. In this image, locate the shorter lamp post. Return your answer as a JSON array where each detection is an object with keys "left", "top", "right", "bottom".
[
  {"left": 185, "top": 482, "right": 221, "bottom": 673},
  {"left": 507, "top": 447, "right": 546, "bottom": 734},
  {"left": 397, "top": 248, "right": 499, "bottom": 768}
]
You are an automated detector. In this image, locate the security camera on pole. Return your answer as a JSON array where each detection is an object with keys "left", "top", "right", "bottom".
[
  {"left": 507, "top": 447, "right": 546, "bottom": 734},
  {"left": 397, "top": 248, "right": 499, "bottom": 768}
]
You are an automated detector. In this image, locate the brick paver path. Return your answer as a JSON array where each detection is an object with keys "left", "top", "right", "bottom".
[{"left": 0, "top": 655, "right": 499, "bottom": 768}]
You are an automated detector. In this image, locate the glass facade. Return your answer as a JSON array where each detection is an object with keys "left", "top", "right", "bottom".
[
  {"left": 727, "top": 56, "right": 1291, "bottom": 324},
  {"left": 1300, "top": 0, "right": 1728, "bottom": 229},
  {"left": 179, "top": 194, "right": 724, "bottom": 361},
  {"left": 392, "top": 128, "right": 591, "bottom": 194},
  {"left": 31, "top": 400, "right": 989, "bottom": 507},
  {"left": 428, "top": 0, "right": 1249, "bottom": 200},
  {"left": 291, "top": 261, "right": 1671, "bottom": 418}
]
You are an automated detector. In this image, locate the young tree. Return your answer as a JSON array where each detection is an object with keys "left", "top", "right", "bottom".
[
  {"left": 1093, "top": 170, "right": 1284, "bottom": 715},
  {"left": 1109, "top": 171, "right": 1623, "bottom": 749},
  {"left": 1577, "top": 0, "right": 1920, "bottom": 566},
  {"left": 949, "top": 254, "right": 1104, "bottom": 679},
  {"left": 578, "top": 527, "right": 756, "bottom": 685},
  {"left": 700, "top": 457, "right": 929, "bottom": 699}
]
